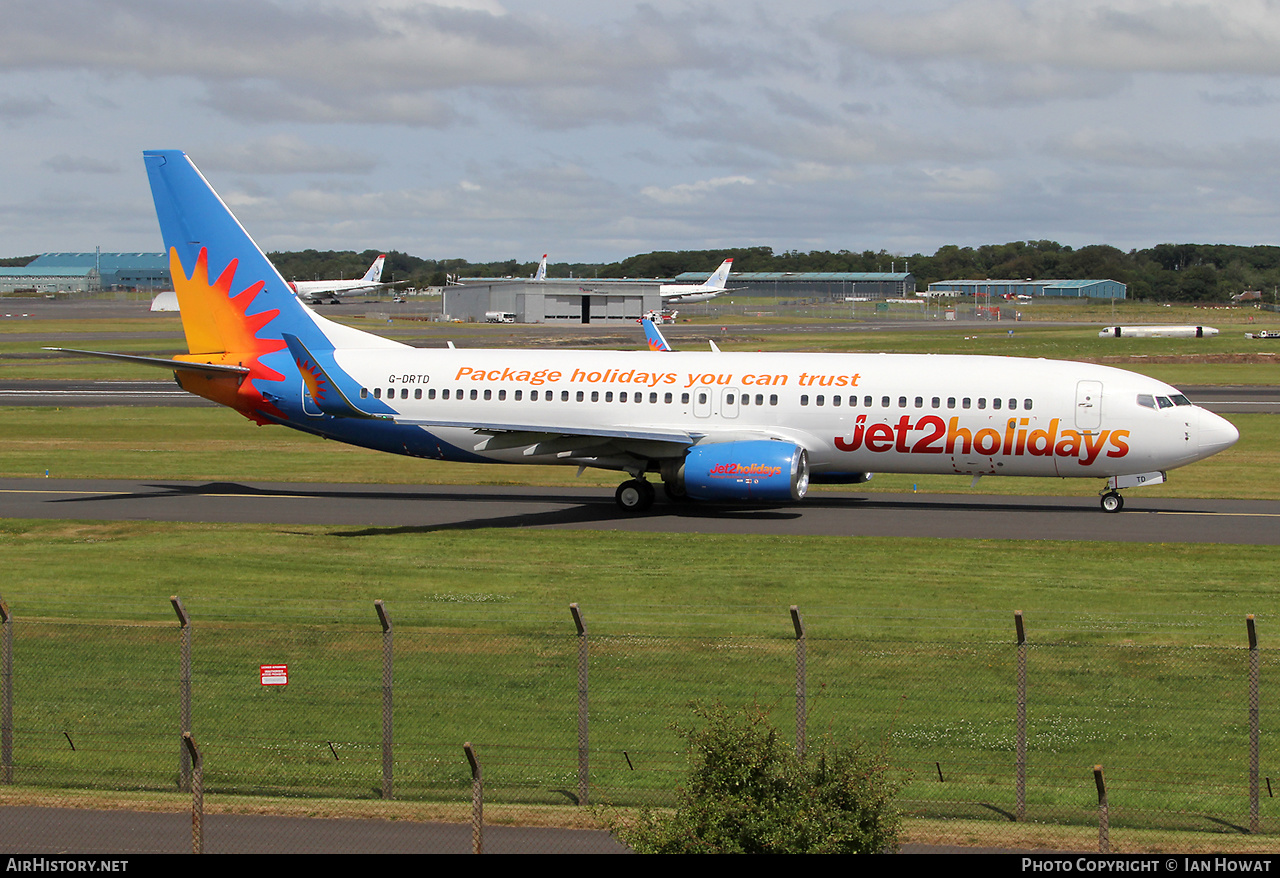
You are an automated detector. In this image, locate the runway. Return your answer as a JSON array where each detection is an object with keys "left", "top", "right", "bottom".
[{"left": 3, "top": 478, "right": 1277, "bottom": 544}]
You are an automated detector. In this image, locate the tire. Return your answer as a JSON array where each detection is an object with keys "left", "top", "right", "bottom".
[
  {"left": 616, "top": 479, "right": 654, "bottom": 512},
  {"left": 1100, "top": 492, "right": 1124, "bottom": 513}
]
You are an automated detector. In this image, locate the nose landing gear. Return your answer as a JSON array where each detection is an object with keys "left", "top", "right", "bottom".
[{"left": 1100, "top": 490, "right": 1124, "bottom": 513}]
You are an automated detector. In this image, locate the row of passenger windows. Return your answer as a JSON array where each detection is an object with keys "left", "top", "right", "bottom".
[
  {"left": 800, "top": 394, "right": 1035, "bottom": 411},
  {"left": 359, "top": 386, "right": 783, "bottom": 406}
]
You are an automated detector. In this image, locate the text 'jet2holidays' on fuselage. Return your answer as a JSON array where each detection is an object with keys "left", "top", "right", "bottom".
[{"left": 50, "top": 151, "right": 1239, "bottom": 514}]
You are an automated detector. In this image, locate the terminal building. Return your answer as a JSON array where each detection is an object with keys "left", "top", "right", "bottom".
[{"left": 926, "top": 278, "right": 1127, "bottom": 300}]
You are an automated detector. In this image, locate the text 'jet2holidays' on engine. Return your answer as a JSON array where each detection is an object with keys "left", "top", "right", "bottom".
[{"left": 50, "top": 151, "right": 1239, "bottom": 513}]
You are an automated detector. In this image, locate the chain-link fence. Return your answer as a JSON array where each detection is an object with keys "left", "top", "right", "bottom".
[{"left": 0, "top": 599, "right": 1274, "bottom": 853}]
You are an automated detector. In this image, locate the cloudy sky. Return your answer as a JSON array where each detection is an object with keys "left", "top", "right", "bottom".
[{"left": 4, "top": 0, "right": 1280, "bottom": 262}]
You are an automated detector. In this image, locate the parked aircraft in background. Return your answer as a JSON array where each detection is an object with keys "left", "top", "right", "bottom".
[
  {"left": 532, "top": 255, "right": 547, "bottom": 281},
  {"left": 660, "top": 258, "right": 735, "bottom": 304},
  {"left": 51, "top": 152, "right": 1239, "bottom": 514},
  {"left": 1099, "top": 325, "right": 1219, "bottom": 338},
  {"left": 288, "top": 254, "right": 389, "bottom": 304}
]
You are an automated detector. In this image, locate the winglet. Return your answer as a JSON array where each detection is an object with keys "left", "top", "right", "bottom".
[
  {"left": 642, "top": 317, "right": 673, "bottom": 352},
  {"left": 281, "top": 333, "right": 384, "bottom": 419}
]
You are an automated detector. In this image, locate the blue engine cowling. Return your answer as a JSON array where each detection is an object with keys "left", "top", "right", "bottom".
[{"left": 681, "top": 440, "right": 809, "bottom": 502}]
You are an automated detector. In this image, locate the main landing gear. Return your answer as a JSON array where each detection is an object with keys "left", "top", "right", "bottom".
[
  {"left": 615, "top": 478, "right": 655, "bottom": 512},
  {"left": 1100, "top": 491, "right": 1124, "bottom": 513}
]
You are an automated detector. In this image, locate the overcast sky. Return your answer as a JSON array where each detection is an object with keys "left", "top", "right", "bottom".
[{"left": 5, "top": 0, "right": 1280, "bottom": 262}]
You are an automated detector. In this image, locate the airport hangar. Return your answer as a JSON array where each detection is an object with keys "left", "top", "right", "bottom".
[
  {"left": 446, "top": 271, "right": 919, "bottom": 323},
  {"left": 0, "top": 252, "right": 169, "bottom": 294},
  {"left": 926, "top": 278, "right": 1127, "bottom": 299}
]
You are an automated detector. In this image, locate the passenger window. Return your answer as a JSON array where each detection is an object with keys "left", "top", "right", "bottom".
[
  {"left": 483, "top": 389, "right": 491, "bottom": 401},
  {"left": 470, "top": 389, "right": 478, "bottom": 401},
  {"left": 514, "top": 390, "right": 521, "bottom": 401},
  {"left": 831, "top": 395, "right": 840, "bottom": 407},
  {"left": 898, "top": 396, "right": 907, "bottom": 408},
  {"left": 360, "top": 388, "right": 368, "bottom": 399},
  {"left": 947, "top": 397, "right": 955, "bottom": 409},
  {"left": 978, "top": 398, "right": 987, "bottom": 410},
  {"left": 577, "top": 391, "right": 585, "bottom": 402},
  {"left": 816, "top": 395, "right": 824, "bottom": 406},
  {"left": 698, "top": 392, "right": 708, "bottom": 405},
  {"left": 441, "top": 389, "right": 449, "bottom": 400},
  {"left": 665, "top": 393, "right": 674, "bottom": 404},
  {"left": 881, "top": 396, "right": 890, "bottom": 407},
  {"left": 591, "top": 391, "right": 599, "bottom": 402},
  {"left": 561, "top": 391, "right": 570, "bottom": 401},
  {"left": 993, "top": 398, "right": 1001, "bottom": 410},
  {"left": 428, "top": 389, "right": 436, "bottom": 400},
  {"left": 1008, "top": 398, "right": 1016, "bottom": 410},
  {"left": 682, "top": 393, "right": 690, "bottom": 404},
  {"left": 770, "top": 394, "right": 778, "bottom": 406},
  {"left": 531, "top": 390, "right": 539, "bottom": 401},
  {"left": 497, "top": 389, "right": 505, "bottom": 401},
  {"left": 931, "top": 397, "right": 940, "bottom": 408},
  {"left": 962, "top": 398, "right": 971, "bottom": 409},
  {"left": 619, "top": 392, "right": 628, "bottom": 403},
  {"left": 373, "top": 388, "right": 382, "bottom": 399},
  {"left": 1024, "top": 399, "right": 1032, "bottom": 410},
  {"left": 864, "top": 396, "right": 872, "bottom": 407},
  {"left": 415, "top": 389, "right": 422, "bottom": 400},
  {"left": 651, "top": 392, "right": 659, "bottom": 403},
  {"left": 914, "top": 396, "right": 923, "bottom": 408},
  {"left": 800, "top": 395, "right": 810, "bottom": 406}
]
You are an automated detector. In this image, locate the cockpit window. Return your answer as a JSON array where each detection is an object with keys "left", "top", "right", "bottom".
[
  {"left": 1171, "top": 394, "right": 1192, "bottom": 406},
  {"left": 1156, "top": 396, "right": 1174, "bottom": 409},
  {"left": 1137, "top": 394, "right": 1156, "bottom": 409}
]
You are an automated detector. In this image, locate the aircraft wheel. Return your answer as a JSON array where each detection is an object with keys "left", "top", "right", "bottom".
[
  {"left": 1100, "top": 491, "right": 1124, "bottom": 513},
  {"left": 663, "top": 481, "right": 689, "bottom": 503},
  {"left": 616, "top": 479, "right": 654, "bottom": 513}
]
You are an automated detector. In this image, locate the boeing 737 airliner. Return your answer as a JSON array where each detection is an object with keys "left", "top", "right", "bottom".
[{"left": 53, "top": 152, "right": 1239, "bottom": 513}]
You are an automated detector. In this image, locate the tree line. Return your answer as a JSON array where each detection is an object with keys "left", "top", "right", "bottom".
[
  {"left": 265, "top": 241, "right": 1280, "bottom": 302},
  {"left": 10, "top": 242, "right": 1277, "bottom": 301}
]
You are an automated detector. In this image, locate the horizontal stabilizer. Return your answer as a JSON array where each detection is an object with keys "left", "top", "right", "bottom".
[{"left": 44, "top": 347, "right": 250, "bottom": 376}]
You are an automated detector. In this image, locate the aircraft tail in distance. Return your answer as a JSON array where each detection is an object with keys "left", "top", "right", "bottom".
[{"left": 533, "top": 254, "right": 548, "bottom": 281}]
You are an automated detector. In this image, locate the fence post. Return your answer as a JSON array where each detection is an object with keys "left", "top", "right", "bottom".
[
  {"left": 183, "top": 732, "right": 203, "bottom": 854},
  {"left": 1015, "top": 610, "right": 1027, "bottom": 821},
  {"left": 465, "top": 742, "right": 483, "bottom": 854},
  {"left": 1248, "top": 615, "right": 1260, "bottom": 834},
  {"left": 1094, "top": 765, "right": 1109, "bottom": 853},
  {"left": 571, "top": 603, "right": 588, "bottom": 806},
  {"left": 1, "top": 596, "right": 11, "bottom": 785},
  {"left": 791, "top": 606, "right": 806, "bottom": 759},
  {"left": 375, "top": 600, "right": 393, "bottom": 800},
  {"left": 171, "top": 596, "right": 191, "bottom": 792}
]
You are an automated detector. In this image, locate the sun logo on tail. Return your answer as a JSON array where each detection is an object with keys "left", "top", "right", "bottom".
[{"left": 170, "top": 247, "right": 288, "bottom": 420}]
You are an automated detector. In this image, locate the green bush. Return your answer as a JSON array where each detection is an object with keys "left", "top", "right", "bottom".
[{"left": 613, "top": 702, "right": 901, "bottom": 854}]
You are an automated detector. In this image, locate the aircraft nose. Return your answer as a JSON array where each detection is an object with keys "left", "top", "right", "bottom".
[{"left": 1198, "top": 409, "right": 1239, "bottom": 456}]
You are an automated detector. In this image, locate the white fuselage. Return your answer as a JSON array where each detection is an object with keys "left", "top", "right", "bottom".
[{"left": 328, "top": 347, "right": 1237, "bottom": 480}]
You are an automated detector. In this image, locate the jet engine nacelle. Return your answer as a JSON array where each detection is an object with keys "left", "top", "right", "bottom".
[{"left": 680, "top": 440, "right": 809, "bottom": 502}]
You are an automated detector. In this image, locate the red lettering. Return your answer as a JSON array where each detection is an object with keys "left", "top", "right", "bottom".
[{"left": 911, "top": 416, "right": 946, "bottom": 453}]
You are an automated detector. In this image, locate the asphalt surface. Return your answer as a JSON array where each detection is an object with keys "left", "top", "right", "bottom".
[
  {"left": 1, "top": 478, "right": 1277, "bottom": 543},
  {"left": 1, "top": 805, "right": 628, "bottom": 855}
]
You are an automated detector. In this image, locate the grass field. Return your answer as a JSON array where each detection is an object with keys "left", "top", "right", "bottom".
[{"left": 2, "top": 305, "right": 1279, "bottom": 849}]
